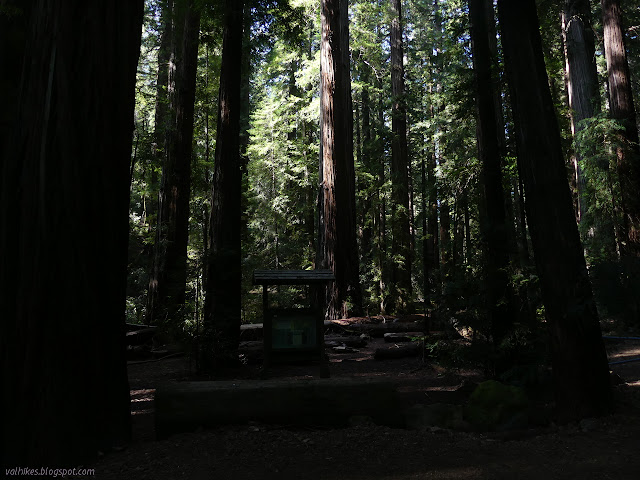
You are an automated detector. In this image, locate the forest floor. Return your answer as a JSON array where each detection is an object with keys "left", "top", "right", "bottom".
[{"left": 96, "top": 320, "right": 640, "bottom": 480}]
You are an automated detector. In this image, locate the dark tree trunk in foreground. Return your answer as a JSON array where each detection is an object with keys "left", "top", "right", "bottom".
[
  {"left": 389, "top": 0, "right": 412, "bottom": 313},
  {"left": 563, "top": 0, "right": 599, "bottom": 224},
  {"left": 469, "top": 0, "right": 516, "bottom": 357},
  {"left": 602, "top": 0, "right": 640, "bottom": 257},
  {"left": 319, "top": 0, "right": 363, "bottom": 319},
  {"left": 202, "top": 0, "right": 245, "bottom": 372},
  {"left": 497, "top": 0, "right": 612, "bottom": 421},
  {"left": 0, "top": 0, "right": 143, "bottom": 465},
  {"left": 147, "top": 0, "right": 201, "bottom": 329}
]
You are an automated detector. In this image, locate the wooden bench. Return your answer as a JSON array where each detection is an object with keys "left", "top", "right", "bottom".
[{"left": 252, "top": 269, "right": 335, "bottom": 377}]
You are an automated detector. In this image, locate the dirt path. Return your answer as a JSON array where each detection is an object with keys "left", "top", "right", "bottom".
[{"left": 96, "top": 338, "right": 640, "bottom": 479}]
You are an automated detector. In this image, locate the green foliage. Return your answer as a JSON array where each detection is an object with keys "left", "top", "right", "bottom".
[
  {"left": 242, "top": 0, "right": 319, "bottom": 322},
  {"left": 574, "top": 114, "right": 624, "bottom": 263},
  {"left": 124, "top": 0, "right": 618, "bottom": 374}
]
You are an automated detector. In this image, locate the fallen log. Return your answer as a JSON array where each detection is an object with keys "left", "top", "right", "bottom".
[
  {"left": 383, "top": 332, "right": 423, "bottom": 343},
  {"left": 331, "top": 321, "right": 424, "bottom": 338},
  {"left": 126, "top": 322, "right": 156, "bottom": 331},
  {"left": 155, "top": 378, "right": 404, "bottom": 438},
  {"left": 125, "top": 327, "right": 157, "bottom": 346}
]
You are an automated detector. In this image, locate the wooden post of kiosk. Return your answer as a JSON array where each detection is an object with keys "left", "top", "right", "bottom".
[{"left": 252, "top": 269, "right": 335, "bottom": 378}]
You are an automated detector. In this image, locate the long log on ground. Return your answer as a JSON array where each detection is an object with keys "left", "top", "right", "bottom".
[
  {"left": 383, "top": 332, "right": 424, "bottom": 343},
  {"left": 155, "top": 378, "right": 404, "bottom": 438},
  {"left": 125, "top": 327, "right": 157, "bottom": 346},
  {"left": 331, "top": 321, "right": 425, "bottom": 337},
  {"left": 239, "top": 321, "right": 425, "bottom": 340},
  {"left": 126, "top": 323, "right": 157, "bottom": 331}
]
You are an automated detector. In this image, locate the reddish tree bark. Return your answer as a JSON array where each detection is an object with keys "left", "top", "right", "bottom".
[
  {"left": 319, "top": 0, "right": 363, "bottom": 319},
  {"left": 147, "top": 0, "right": 201, "bottom": 328},
  {"left": 602, "top": 0, "right": 640, "bottom": 256},
  {"left": 389, "top": 0, "right": 412, "bottom": 313},
  {"left": 498, "top": 0, "right": 612, "bottom": 421}
]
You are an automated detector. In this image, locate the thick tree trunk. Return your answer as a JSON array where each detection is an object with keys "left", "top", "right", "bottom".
[
  {"left": 389, "top": 0, "right": 412, "bottom": 314},
  {"left": 202, "top": 0, "right": 245, "bottom": 372},
  {"left": 483, "top": 0, "right": 519, "bottom": 266},
  {"left": 469, "top": 0, "right": 516, "bottom": 355},
  {"left": 498, "top": 0, "right": 612, "bottom": 421},
  {"left": 147, "top": 0, "right": 201, "bottom": 329},
  {"left": 602, "top": 0, "right": 640, "bottom": 324},
  {"left": 319, "top": 0, "right": 363, "bottom": 319},
  {"left": 562, "top": 1, "right": 599, "bottom": 228},
  {"left": 0, "top": 0, "right": 143, "bottom": 464},
  {"left": 602, "top": 0, "right": 640, "bottom": 256}
]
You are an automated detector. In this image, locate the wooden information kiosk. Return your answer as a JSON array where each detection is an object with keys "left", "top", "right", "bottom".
[{"left": 252, "top": 269, "right": 334, "bottom": 377}]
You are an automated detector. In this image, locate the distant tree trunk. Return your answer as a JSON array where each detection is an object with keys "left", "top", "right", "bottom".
[
  {"left": 361, "top": 81, "right": 374, "bottom": 269},
  {"left": 201, "top": 0, "right": 245, "bottom": 372},
  {"left": 377, "top": 82, "right": 388, "bottom": 314},
  {"left": 439, "top": 179, "right": 451, "bottom": 279},
  {"left": 562, "top": 0, "right": 599, "bottom": 225},
  {"left": 469, "top": 0, "right": 516, "bottom": 355},
  {"left": 421, "top": 148, "right": 439, "bottom": 306},
  {"left": 602, "top": 0, "right": 640, "bottom": 257},
  {"left": 319, "top": 0, "right": 363, "bottom": 319},
  {"left": 150, "top": 0, "right": 174, "bottom": 226},
  {"left": 452, "top": 193, "right": 465, "bottom": 269},
  {"left": 1, "top": 0, "right": 143, "bottom": 464},
  {"left": 389, "top": 0, "right": 412, "bottom": 314},
  {"left": 498, "top": 0, "right": 612, "bottom": 421},
  {"left": 147, "top": 0, "right": 201, "bottom": 329},
  {"left": 484, "top": 0, "right": 519, "bottom": 266},
  {"left": 602, "top": 0, "right": 640, "bottom": 325},
  {"left": 432, "top": 1, "right": 449, "bottom": 293},
  {"left": 240, "top": 4, "right": 252, "bottom": 263}
]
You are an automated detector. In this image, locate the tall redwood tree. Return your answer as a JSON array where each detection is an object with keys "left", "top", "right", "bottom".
[
  {"left": 147, "top": 0, "right": 201, "bottom": 328},
  {"left": 602, "top": 0, "right": 640, "bottom": 258},
  {"left": 0, "top": 0, "right": 143, "bottom": 464},
  {"left": 319, "top": 0, "right": 363, "bottom": 319},
  {"left": 389, "top": 0, "right": 412, "bottom": 313},
  {"left": 202, "top": 0, "right": 245, "bottom": 371},
  {"left": 497, "top": 0, "right": 612, "bottom": 421},
  {"left": 563, "top": 0, "right": 600, "bottom": 224},
  {"left": 469, "top": 0, "right": 516, "bottom": 358}
]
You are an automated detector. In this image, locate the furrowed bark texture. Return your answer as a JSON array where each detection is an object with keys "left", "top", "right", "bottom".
[
  {"left": 563, "top": 0, "right": 599, "bottom": 224},
  {"left": 147, "top": 0, "right": 201, "bottom": 328},
  {"left": 390, "top": 0, "right": 412, "bottom": 313},
  {"left": 0, "top": 0, "right": 143, "bottom": 464},
  {"left": 602, "top": 0, "right": 640, "bottom": 257},
  {"left": 202, "top": 0, "right": 245, "bottom": 371},
  {"left": 319, "top": 0, "right": 363, "bottom": 319},
  {"left": 469, "top": 0, "right": 515, "bottom": 353},
  {"left": 498, "top": 0, "right": 612, "bottom": 421}
]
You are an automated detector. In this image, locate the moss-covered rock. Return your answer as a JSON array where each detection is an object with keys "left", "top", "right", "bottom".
[{"left": 463, "top": 380, "right": 529, "bottom": 431}]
